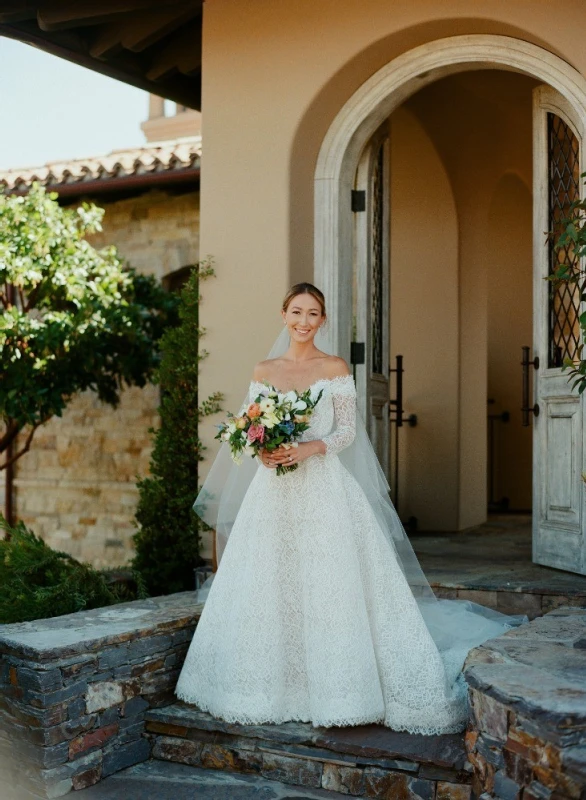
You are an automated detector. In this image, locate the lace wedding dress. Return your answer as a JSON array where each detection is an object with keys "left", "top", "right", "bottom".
[{"left": 175, "top": 375, "right": 515, "bottom": 735}]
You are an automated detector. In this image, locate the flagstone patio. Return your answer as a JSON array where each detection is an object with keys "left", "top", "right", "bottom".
[{"left": 412, "top": 514, "right": 586, "bottom": 619}]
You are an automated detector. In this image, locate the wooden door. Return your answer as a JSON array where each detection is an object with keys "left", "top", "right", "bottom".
[
  {"left": 533, "top": 85, "right": 586, "bottom": 574},
  {"left": 353, "top": 128, "right": 391, "bottom": 478}
]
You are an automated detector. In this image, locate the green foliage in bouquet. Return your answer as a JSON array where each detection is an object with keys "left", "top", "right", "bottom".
[
  {"left": 132, "top": 260, "right": 223, "bottom": 596},
  {"left": 0, "top": 516, "right": 141, "bottom": 624},
  {"left": 0, "top": 183, "right": 179, "bottom": 472}
]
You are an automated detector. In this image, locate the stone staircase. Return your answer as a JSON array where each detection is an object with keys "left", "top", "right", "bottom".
[
  {"left": 148, "top": 702, "right": 471, "bottom": 798},
  {"left": 75, "top": 701, "right": 472, "bottom": 798},
  {"left": 4, "top": 594, "right": 583, "bottom": 799},
  {"left": 75, "top": 758, "right": 354, "bottom": 798}
]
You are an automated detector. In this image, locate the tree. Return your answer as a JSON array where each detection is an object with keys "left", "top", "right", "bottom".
[
  {"left": 132, "top": 261, "right": 222, "bottom": 596},
  {"left": 0, "top": 184, "right": 178, "bottom": 471}
]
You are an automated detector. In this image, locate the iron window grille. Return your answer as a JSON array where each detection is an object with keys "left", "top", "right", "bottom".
[{"left": 547, "top": 112, "right": 582, "bottom": 368}]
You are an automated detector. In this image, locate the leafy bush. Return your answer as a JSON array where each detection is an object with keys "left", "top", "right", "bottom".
[
  {"left": 132, "top": 261, "right": 222, "bottom": 596},
  {"left": 0, "top": 516, "right": 146, "bottom": 624},
  {"left": 0, "top": 184, "right": 178, "bottom": 471}
]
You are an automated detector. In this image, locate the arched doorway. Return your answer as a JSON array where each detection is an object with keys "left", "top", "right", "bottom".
[{"left": 314, "top": 35, "right": 586, "bottom": 575}]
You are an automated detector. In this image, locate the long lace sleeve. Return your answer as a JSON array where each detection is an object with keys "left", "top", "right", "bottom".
[{"left": 322, "top": 375, "right": 357, "bottom": 456}]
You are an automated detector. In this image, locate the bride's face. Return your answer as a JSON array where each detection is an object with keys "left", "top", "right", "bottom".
[{"left": 282, "top": 293, "right": 324, "bottom": 344}]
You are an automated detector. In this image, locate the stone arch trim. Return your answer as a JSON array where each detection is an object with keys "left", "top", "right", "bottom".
[{"left": 313, "top": 34, "right": 586, "bottom": 356}]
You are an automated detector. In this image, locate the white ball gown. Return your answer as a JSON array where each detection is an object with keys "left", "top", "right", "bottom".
[{"left": 175, "top": 374, "right": 518, "bottom": 736}]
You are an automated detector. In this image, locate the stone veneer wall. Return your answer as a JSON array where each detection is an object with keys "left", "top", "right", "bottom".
[
  {"left": 463, "top": 607, "right": 586, "bottom": 800},
  {"left": 12, "top": 189, "right": 200, "bottom": 569},
  {"left": 0, "top": 593, "right": 200, "bottom": 800}
]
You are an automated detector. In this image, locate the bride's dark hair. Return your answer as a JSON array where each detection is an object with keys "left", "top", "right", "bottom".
[{"left": 282, "top": 282, "right": 326, "bottom": 316}]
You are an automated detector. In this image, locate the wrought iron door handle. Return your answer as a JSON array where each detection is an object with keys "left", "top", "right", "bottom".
[
  {"left": 389, "top": 355, "right": 403, "bottom": 427},
  {"left": 521, "top": 346, "right": 540, "bottom": 427}
]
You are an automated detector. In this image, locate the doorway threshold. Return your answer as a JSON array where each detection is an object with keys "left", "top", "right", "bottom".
[{"left": 411, "top": 515, "right": 586, "bottom": 619}]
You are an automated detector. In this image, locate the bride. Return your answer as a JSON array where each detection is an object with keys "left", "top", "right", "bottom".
[{"left": 175, "top": 282, "right": 520, "bottom": 736}]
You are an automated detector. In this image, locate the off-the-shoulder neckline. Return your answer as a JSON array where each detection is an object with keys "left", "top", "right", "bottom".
[{"left": 250, "top": 374, "right": 354, "bottom": 395}]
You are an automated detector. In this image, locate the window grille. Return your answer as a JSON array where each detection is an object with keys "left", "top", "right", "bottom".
[{"left": 547, "top": 113, "right": 582, "bottom": 368}]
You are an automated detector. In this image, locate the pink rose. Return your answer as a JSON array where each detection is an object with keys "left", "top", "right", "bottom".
[{"left": 247, "top": 424, "right": 265, "bottom": 444}]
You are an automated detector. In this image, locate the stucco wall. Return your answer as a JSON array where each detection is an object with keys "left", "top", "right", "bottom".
[
  {"left": 199, "top": 0, "right": 584, "bottom": 529},
  {"left": 389, "top": 106, "right": 459, "bottom": 530},
  {"left": 13, "top": 189, "right": 200, "bottom": 567}
]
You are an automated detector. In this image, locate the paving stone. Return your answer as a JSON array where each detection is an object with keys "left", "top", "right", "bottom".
[
  {"left": 61, "top": 656, "right": 99, "bottom": 682},
  {"left": 562, "top": 744, "right": 586, "bottom": 782},
  {"left": 321, "top": 762, "right": 364, "bottom": 795},
  {"left": 98, "top": 647, "right": 129, "bottom": 671},
  {"left": 146, "top": 704, "right": 321, "bottom": 746},
  {"left": 72, "top": 763, "right": 102, "bottom": 791},
  {"left": 315, "top": 724, "right": 467, "bottom": 769},
  {"left": 493, "top": 768, "right": 521, "bottom": 800},
  {"left": 17, "top": 668, "right": 63, "bottom": 693},
  {"left": 0, "top": 594, "right": 201, "bottom": 663},
  {"left": 117, "top": 721, "right": 144, "bottom": 746},
  {"left": 412, "top": 523, "right": 586, "bottom": 606},
  {"left": 153, "top": 735, "right": 203, "bottom": 766},
  {"left": 69, "top": 724, "right": 119, "bottom": 758},
  {"left": 73, "top": 758, "right": 351, "bottom": 798},
  {"left": 363, "top": 767, "right": 411, "bottom": 798},
  {"left": 101, "top": 737, "right": 150, "bottom": 778},
  {"left": 522, "top": 781, "right": 552, "bottom": 800},
  {"left": 436, "top": 781, "right": 472, "bottom": 800},
  {"left": 475, "top": 733, "right": 505, "bottom": 768},
  {"left": 42, "top": 714, "right": 97, "bottom": 746},
  {"left": 127, "top": 635, "right": 172, "bottom": 663},
  {"left": 261, "top": 751, "right": 322, "bottom": 788},
  {"left": 23, "top": 680, "right": 88, "bottom": 710},
  {"left": 86, "top": 682, "right": 124, "bottom": 713},
  {"left": 122, "top": 696, "right": 149, "bottom": 718},
  {"left": 200, "top": 742, "right": 263, "bottom": 774},
  {"left": 97, "top": 706, "right": 120, "bottom": 727}
]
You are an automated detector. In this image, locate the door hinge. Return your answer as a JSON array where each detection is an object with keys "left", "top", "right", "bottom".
[{"left": 351, "top": 190, "right": 366, "bottom": 212}]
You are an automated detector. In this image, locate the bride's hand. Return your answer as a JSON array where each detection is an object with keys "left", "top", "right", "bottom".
[
  {"left": 263, "top": 442, "right": 325, "bottom": 468},
  {"left": 260, "top": 446, "right": 296, "bottom": 468}
]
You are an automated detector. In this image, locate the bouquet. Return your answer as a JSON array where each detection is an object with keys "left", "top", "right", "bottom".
[{"left": 215, "top": 382, "right": 323, "bottom": 475}]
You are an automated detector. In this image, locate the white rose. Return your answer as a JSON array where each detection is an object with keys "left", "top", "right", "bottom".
[
  {"left": 293, "top": 400, "right": 307, "bottom": 411},
  {"left": 221, "top": 431, "right": 231, "bottom": 441},
  {"left": 244, "top": 444, "right": 256, "bottom": 457},
  {"left": 227, "top": 421, "right": 237, "bottom": 433}
]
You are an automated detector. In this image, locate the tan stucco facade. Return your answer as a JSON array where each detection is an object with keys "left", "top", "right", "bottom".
[{"left": 198, "top": 1, "right": 584, "bottom": 534}]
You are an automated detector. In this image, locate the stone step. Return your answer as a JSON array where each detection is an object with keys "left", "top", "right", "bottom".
[
  {"left": 145, "top": 702, "right": 472, "bottom": 799},
  {"left": 73, "top": 758, "right": 353, "bottom": 799}
]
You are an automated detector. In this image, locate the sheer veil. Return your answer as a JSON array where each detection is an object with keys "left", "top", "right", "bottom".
[{"left": 193, "top": 327, "right": 524, "bottom": 674}]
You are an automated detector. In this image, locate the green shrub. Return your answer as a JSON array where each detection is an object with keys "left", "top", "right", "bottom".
[
  {"left": 0, "top": 184, "right": 179, "bottom": 473},
  {"left": 0, "top": 517, "right": 132, "bottom": 624},
  {"left": 132, "top": 260, "right": 222, "bottom": 596}
]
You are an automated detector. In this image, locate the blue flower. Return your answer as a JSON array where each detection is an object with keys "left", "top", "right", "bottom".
[{"left": 280, "top": 420, "right": 295, "bottom": 435}]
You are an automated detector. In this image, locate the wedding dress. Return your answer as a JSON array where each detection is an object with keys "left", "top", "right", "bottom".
[{"left": 175, "top": 373, "right": 519, "bottom": 735}]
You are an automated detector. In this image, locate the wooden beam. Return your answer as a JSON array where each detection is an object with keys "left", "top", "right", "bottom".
[
  {"left": 0, "top": 21, "right": 201, "bottom": 108},
  {"left": 90, "top": 2, "right": 199, "bottom": 59},
  {"left": 0, "top": 11, "right": 37, "bottom": 23},
  {"left": 36, "top": 0, "right": 175, "bottom": 32},
  {"left": 146, "top": 17, "right": 202, "bottom": 81},
  {"left": 0, "top": 1, "right": 37, "bottom": 23}
]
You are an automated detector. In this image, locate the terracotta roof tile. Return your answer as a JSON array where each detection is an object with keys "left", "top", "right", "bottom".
[{"left": 0, "top": 136, "right": 201, "bottom": 194}]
